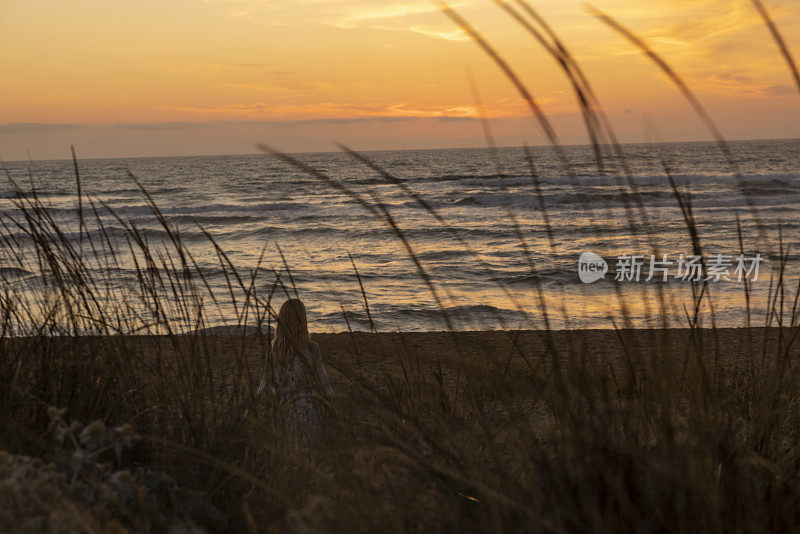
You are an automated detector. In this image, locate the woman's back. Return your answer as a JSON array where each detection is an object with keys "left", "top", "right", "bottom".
[
  {"left": 270, "top": 342, "right": 331, "bottom": 401},
  {"left": 267, "top": 343, "right": 331, "bottom": 429},
  {"left": 260, "top": 298, "right": 332, "bottom": 430}
]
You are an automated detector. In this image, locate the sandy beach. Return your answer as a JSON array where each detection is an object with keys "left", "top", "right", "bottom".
[{"left": 147, "top": 326, "right": 800, "bottom": 393}]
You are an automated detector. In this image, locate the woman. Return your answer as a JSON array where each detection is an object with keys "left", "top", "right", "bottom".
[{"left": 258, "top": 298, "right": 332, "bottom": 429}]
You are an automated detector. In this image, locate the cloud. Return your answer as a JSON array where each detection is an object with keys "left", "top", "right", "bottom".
[
  {"left": 589, "top": 0, "right": 800, "bottom": 101},
  {"left": 201, "top": 0, "right": 475, "bottom": 38},
  {"left": 239, "top": 116, "right": 478, "bottom": 125},
  {"left": 333, "top": 3, "right": 448, "bottom": 29},
  {"left": 763, "top": 84, "right": 797, "bottom": 96},
  {"left": 408, "top": 25, "right": 468, "bottom": 42},
  {"left": 0, "top": 123, "right": 86, "bottom": 133},
  {"left": 681, "top": 71, "right": 798, "bottom": 98},
  {"left": 717, "top": 72, "right": 756, "bottom": 84},
  {"left": 254, "top": 117, "right": 375, "bottom": 126},
  {"left": 166, "top": 99, "right": 490, "bottom": 120},
  {"left": 231, "top": 62, "right": 270, "bottom": 68},
  {"left": 434, "top": 116, "right": 479, "bottom": 123},
  {"left": 2, "top": 116, "right": 483, "bottom": 135},
  {"left": 116, "top": 121, "right": 223, "bottom": 131}
]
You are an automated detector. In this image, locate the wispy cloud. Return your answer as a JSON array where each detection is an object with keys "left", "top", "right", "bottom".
[
  {"left": 116, "top": 121, "right": 223, "bottom": 131},
  {"left": 0, "top": 116, "right": 484, "bottom": 135},
  {"left": 201, "top": 0, "right": 475, "bottom": 39},
  {"left": 592, "top": 0, "right": 800, "bottom": 98},
  {"left": 763, "top": 84, "right": 796, "bottom": 96},
  {"left": 165, "top": 99, "right": 526, "bottom": 120},
  {"left": 0, "top": 123, "right": 86, "bottom": 133},
  {"left": 333, "top": 4, "right": 447, "bottom": 29},
  {"left": 408, "top": 25, "right": 468, "bottom": 42}
]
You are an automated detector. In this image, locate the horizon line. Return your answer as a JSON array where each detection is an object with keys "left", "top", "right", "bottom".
[{"left": 2, "top": 136, "right": 799, "bottom": 164}]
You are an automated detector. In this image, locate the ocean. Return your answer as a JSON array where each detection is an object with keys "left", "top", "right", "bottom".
[{"left": 2, "top": 139, "right": 799, "bottom": 332}]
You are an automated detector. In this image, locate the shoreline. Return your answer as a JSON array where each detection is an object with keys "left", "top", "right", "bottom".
[{"left": 11, "top": 324, "right": 795, "bottom": 338}]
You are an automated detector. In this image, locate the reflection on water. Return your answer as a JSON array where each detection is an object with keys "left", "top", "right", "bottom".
[{"left": 1, "top": 139, "right": 799, "bottom": 331}]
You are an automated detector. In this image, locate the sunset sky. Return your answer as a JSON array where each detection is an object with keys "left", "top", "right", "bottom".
[{"left": 1, "top": 0, "right": 798, "bottom": 160}]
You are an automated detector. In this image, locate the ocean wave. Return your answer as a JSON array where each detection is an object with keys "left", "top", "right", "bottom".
[
  {"left": 422, "top": 191, "right": 800, "bottom": 211},
  {"left": 424, "top": 172, "right": 515, "bottom": 183},
  {"left": 539, "top": 172, "right": 800, "bottom": 187},
  {"left": 0, "top": 267, "right": 32, "bottom": 278},
  {"left": 320, "top": 303, "right": 536, "bottom": 330}
]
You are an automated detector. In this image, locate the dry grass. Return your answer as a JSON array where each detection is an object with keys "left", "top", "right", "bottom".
[{"left": 3, "top": 0, "right": 800, "bottom": 532}]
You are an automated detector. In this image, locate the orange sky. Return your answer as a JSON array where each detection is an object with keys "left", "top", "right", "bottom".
[{"left": 1, "top": 0, "right": 798, "bottom": 159}]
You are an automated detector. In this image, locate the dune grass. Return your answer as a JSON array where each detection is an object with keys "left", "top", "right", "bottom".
[{"left": 2, "top": 0, "right": 800, "bottom": 532}]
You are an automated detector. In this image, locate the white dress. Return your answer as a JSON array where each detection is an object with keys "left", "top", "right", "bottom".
[{"left": 259, "top": 343, "right": 332, "bottom": 428}]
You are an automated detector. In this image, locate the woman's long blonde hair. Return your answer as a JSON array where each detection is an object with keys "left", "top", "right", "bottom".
[{"left": 271, "top": 298, "right": 311, "bottom": 370}]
